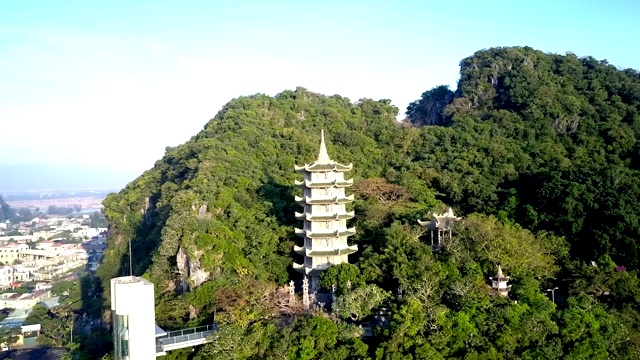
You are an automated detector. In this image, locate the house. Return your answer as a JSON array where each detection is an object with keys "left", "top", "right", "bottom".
[{"left": 0, "top": 290, "right": 51, "bottom": 310}]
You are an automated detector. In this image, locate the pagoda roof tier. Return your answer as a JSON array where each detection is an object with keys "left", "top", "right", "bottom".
[
  {"left": 294, "top": 228, "right": 356, "bottom": 238},
  {"left": 418, "top": 207, "right": 462, "bottom": 230},
  {"left": 292, "top": 263, "right": 326, "bottom": 275},
  {"left": 294, "top": 178, "right": 354, "bottom": 188},
  {"left": 294, "top": 245, "right": 358, "bottom": 257},
  {"left": 294, "top": 194, "right": 354, "bottom": 205},
  {"left": 294, "top": 211, "right": 355, "bottom": 221},
  {"left": 295, "top": 162, "right": 353, "bottom": 173}
]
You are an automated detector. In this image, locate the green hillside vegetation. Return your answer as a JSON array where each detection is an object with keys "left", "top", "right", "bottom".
[{"left": 92, "top": 46, "right": 640, "bottom": 359}]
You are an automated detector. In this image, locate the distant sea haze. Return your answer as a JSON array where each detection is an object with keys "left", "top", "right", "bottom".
[{"left": 0, "top": 164, "right": 136, "bottom": 192}]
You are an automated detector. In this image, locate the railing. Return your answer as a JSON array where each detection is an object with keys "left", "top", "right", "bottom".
[{"left": 156, "top": 324, "right": 217, "bottom": 352}]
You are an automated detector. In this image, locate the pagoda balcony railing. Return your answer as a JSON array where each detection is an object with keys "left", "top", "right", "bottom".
[
  {"left": 294, "top": 179, "right": 353, "bottom": 188},
  {"left": 294, "top": 194, "right": 354, "bottom": 205},
  {"left": 294, "top": 244, "right": 358, "bottom": 257},
  {"left": 294, "top": 211, "right": 355, "bottom": 221},
  {"left": 294, "top": 228, "right": 356, "bottom": 238},
  {"left": 292, "top": 262, "right": 332, "bottom": 275}
]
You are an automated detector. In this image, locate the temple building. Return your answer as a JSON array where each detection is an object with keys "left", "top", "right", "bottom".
[
  {"left": 418, "top": 207, "right": 461, "bottom": 250},
  {"left": 293, "top": 130, "right": 357, "bottom": 290},
  {"left": 490, "top": 266, "right": 512, "bottom": 297}
]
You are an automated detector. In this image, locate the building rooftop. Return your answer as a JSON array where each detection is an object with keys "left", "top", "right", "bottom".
[
  {"left": 39, "top": 296, "right": 60, "bottom": 309},
  {"left": 112, "top": 275, "right": 153, "bottom": 286},
  {"left": 0, "top": 308, "right": 31, "bottom": 329}
]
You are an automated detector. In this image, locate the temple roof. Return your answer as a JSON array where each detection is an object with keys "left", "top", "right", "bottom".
[
  {"left": 418, "top": 207, "right": 462, "bottom": 230},
  {"left": 294, "top": 245, "right": 358, "bottom": 257},
  {"left": 491, "top": 265, "right": 510, "bottom": 281},
  {"left": 295, "top": 194, "right": 354, "bottom": 205},
  {"left": 295, "top": 211, "right": 355, "bottom": 221},
  {"left": 294, "top": 178, "right": 354, "bottom": 188},
  {"left": 294, "top": 228, "right": 357, "bottom": 238},
  {"left": 294, "top": 130, "right": 353, "bottom": 172}
]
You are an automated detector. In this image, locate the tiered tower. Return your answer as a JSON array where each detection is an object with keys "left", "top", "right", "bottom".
[
  {"left": 490, "top": 266, "right": 512, "bottom": 297},
  {"left": 293, "top": 130, "right": 357, "bottom": 290}
]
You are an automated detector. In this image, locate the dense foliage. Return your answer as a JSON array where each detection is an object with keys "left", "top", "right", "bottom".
[{"left": 95, "top": 46, "right": 640, "bottom": 359}]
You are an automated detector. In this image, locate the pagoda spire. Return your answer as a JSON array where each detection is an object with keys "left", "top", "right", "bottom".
[{"left": 317, "top": 129, "right": 331, "bottom": 164}]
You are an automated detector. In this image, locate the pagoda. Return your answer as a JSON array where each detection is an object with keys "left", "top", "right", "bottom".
[
  {"left": 418, "top": 207, "right": 461, "bottom": 250},
  {"left": 293, "top": 130, "right": 357, "bottom": 290},
  {"left": 490, "top": 266, "right": 512, "bottom": 297}
]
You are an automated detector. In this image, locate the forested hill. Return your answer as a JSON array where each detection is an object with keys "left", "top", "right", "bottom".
[
  {"left": 407, "top": 46, "right": 640, "bottom": 266},
  {"left": 97, "top": 46, "right": 640, "bottom": 359}
]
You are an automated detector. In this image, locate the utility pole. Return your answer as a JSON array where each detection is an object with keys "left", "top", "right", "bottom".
[{"left": 128, "top": 238, "right": 133, "bottom": 276}]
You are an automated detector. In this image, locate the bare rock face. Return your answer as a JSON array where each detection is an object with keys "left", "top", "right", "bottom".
[
  {"left": 189, "top": 254, "right": 209, "bottom": 288},
  {"left": 176, "top": 246, "right": 189, "bottom": 293},
  {"left": 189, "top": 304, "right": 199, "bottom": 320},
  {"left": 176, "top": 245, "right": 209, "bottom": 293},
  {"left": 197, "top": 203, "right": 208, "bottom": 219}
]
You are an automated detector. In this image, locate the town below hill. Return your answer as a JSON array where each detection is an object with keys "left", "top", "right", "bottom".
[
  {"left": 1, "top": 189, "right": 112, "bottom": 216},
  {"left": 0, "top": 212, "right": 107, "bottom": 352}
]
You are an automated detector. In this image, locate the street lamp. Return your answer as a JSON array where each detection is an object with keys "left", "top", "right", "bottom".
[{"left": 547, "top": 287, "right": 559, "bottom": 303}]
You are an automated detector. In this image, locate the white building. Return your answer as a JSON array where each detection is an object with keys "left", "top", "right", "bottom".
[
  {"left": 0, "top": 243, "right": 29, "bottom": 264},
  {"left": 0, "top": 290, "right": 51, "bottom": 309},
  {"left": 76, "top": 227, "right": 100, "bottom": 239},
  {"left": 0, "top": 266, "right": 13, "bottom": 288},
  {"left": 111, "top": 276, "right": 157, "bottom": 360}
]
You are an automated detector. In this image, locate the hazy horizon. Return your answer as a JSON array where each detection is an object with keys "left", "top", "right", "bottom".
[{"left": 0, "top": 164, "right": 138, "bottom": 192}]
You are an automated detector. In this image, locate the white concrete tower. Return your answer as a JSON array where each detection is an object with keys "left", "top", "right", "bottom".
[
  {"left": 111, "top": 276, "right": 156, "bottom": 359},
  {"left": 293, "top": 130, "right": 357, "bottom": 290}
]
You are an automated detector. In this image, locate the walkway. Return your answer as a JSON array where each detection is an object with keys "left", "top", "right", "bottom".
[{"left": 155, "top": 324, "right": 217, "bottom": 356}]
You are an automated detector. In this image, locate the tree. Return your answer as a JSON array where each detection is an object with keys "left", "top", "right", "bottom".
[
  {"left": 51, "top": 281, "right": 75, "bottom": 296},
  {"left": 406, "top": 85, "right": 454, "bottom": 126},
  {"left": 351, "top": 178, "right": 410, "bottom": 205},
  {"left": 333, "top": 284, "right": 390, "bottom": 321},
  {"left": 23, "top": 304, "right": 50, "bottom": 325},
  {"left": 319, "top": 263, "right": 364, "bottom": 295},
  {"left": 39, "top": 305, "right": 74, "bottom": 347},
  {"left": 0, "top": 327, "right": 20, "bottom": 350},
  {"left": 452, "top": 214, "right": 564, "bottom": 279}
]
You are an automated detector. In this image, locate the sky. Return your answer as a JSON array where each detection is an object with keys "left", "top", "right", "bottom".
[{"left": 1, "top": 0, "right": 639, "bottom": 189}]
